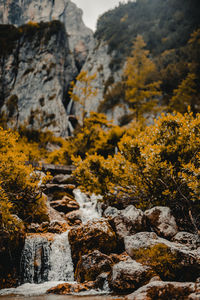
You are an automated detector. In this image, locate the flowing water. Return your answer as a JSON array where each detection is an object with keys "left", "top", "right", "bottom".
[
  {"left": 0, "top": 191, "right": 112, "bottom": 299},
  {"left": 73, "top": 189, "right": 102, "bottom": 223}
]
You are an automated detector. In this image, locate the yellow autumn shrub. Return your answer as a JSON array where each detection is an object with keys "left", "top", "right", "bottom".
[
  {"left": 131, "top": 244, "right": 180, "bottom": 280},
  {"left": 0, "top": 128, "right": 49, "bottom": 232},
  {"left": 74, "top": 111, "right": 200, "bottom": 220}
]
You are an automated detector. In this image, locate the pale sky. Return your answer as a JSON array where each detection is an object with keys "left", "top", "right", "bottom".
[{"left": 73, "top": 0, "right": 128, "bottom": 31}]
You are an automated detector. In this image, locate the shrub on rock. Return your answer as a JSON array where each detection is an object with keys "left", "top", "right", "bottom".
[{"left": 125, "top": 232, "right": 200, "bottom": 281}]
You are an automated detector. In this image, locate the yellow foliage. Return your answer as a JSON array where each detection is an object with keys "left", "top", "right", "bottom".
[
  {"left": 27, "top": 21, "right": 39, "bottom": 28},
  {"left": 74, "top": 111, "right": 200, "bottom": 212},
  {"left": 68, "top": 70, "right": 97, "bottom": 122},
  {"left": 124, "top": 35, "right": 161, "bottom": 120},
  {"left": 170, "top": 73, "right": 199, "bottom": 114},
  {"left": 0, "top": 127, "right": 49, "bottom": 231},
  {"left": 132, "top": 244, "right": 180, "bottom": 280}
]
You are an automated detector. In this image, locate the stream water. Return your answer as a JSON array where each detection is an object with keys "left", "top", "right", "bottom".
[{"left": 0, "top": 190, "right": 112, "bottom": 299}]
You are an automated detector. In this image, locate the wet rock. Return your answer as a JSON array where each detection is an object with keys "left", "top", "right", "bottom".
[
  {"left": 27, "top": 220, "right": 69, "bottom": 234},
  {"left": 46, "top": 221, "right": 69, "bottom": 234},
  {"left": 68, "top": 218, "right": 117, "bottom": 267},
  {"left": 125, "top": 281, "right": 198, "bottom": 300},
  {"left": 149, "top": 276, "right": 162, "bottom": 283},
  {"left": 50, "top": 196, "right": 79, "bottom": 214},
  {"left": 103, "top": 206, "right": 120, "bottom": 218},
  {"left": 52, "top": 174, "right": 76, "bottom": 185},
  {"left": 47, "top": 281, "right": 96, "bottom": 295},
  {"left": 75, "top": 250, "right": 113, "bottom": 282},
  {"left": 172, "top": 232, "right": 200, "bottom": 249},
  {"left": 65, "top": 210, "right": 82, "bottom": 226},
  {"left": 109, "top": 259, "right": 154, "bottom": 293},
  {"left": 144, "top": 206, "right": 178, "bottom": 239},
  {"left": 27, "top": 223, "right": 40, "bottom": 233},
  {"left": 48, "top": 206, "right": 66, "bottom": 223},
  {"left": 110, "top": 252, "right": 130, "bottom": 264}
]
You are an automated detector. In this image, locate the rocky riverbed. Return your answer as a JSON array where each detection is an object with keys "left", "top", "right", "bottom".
[{"left": 0, "top": 168, "right": 200, "bottom": 299}]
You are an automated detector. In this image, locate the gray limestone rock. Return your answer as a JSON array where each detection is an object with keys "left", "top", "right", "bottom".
[
  {"left": 72, "top": 40, "right": 129, "bottom": 124},
  {"left": 0, "top": 0, "right": 93, "bottom": 66},
  {"left": 0, "top": 21, "right": 77, "bottom": 136},
  {"left": 144, "top": 206, "right": 178, "bottom": 239},
  {"left": 109, "top": 259, "right": 154, "bottom": 293},
  {"left": 125, "top": 281, "right": 198, "bottom": 300}
]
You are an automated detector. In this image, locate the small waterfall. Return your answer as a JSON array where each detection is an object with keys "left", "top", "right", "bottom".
[
  {"left": 73, "top": 188, "right": 102, "bottom": 223},
  {"left": 48, "top": 231, "right": 74, "bottom": 282},
  {"left": 67, "top": 98, "right": 73, "bottom": 115},
  {"left": 20, "top": 231, "right": 74, "bottom": 284}
]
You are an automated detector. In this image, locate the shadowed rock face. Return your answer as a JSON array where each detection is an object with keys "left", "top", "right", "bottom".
[
  {"left": 0, "top": 0, "right": 94, "bottom": 135},
  {"left": 0, "top": 0, "right": 93, "bottom": 66},
  {"left": 0, "top": 21, "right": 77, "bottom": 136}
]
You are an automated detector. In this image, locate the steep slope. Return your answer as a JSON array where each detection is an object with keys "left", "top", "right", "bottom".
[
  {"left": 0, "top": 21, "right": 77, "bottom": 136},
  {"left": 0, "top": 0, "right": 93, "bottom": 68},
  {"left": 73, "top": 0, "right": 200, "bottom": 124},
  {"left": 0, "top": 0, "right": 94, "bottom": 135}
]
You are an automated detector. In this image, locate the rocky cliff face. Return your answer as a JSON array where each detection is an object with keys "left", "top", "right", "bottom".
[
  {"left": 0, "top": 22, "right": 77, "bottom": 136},
  {"left": 73, "top": 40, "right": 127, "bottom": 124},
  {"left": 0, "top": 0, "right": 93, "bottom": 68},
  {"left": 0, "top": 0, "right": 96, "bottom": 135},
  {"left": 0, "top": 0, "right": 127, "bottom": 131}
]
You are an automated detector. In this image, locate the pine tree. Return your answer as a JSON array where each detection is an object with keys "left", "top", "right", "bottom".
[
  {"left": 170, "top": 73, "right": 199, "bottom": 114},
  {"left": 124, "top": 35, "right": 161, "bottom": 120},
  {"left": 69, "top": 70, "right": 97, "bottom": 123}
]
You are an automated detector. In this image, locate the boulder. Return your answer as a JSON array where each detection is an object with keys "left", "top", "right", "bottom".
[
  {"left": 124, "top": 232, "right": 159, "bottom": 255},
  {"left": 144, "top": 206, "right": 178, "bottom": 239},
  {"left": 75, "top": 250, "right": 113, "bottom": 282},
  {"left": 109, "top": 259, "right": 154, "bottom": 293},
  {"left": 124, "top": 232, "right": 200, "bottom": 281},
  {"left": 47, "top": 281, "right": 96, "bottom": 295},
  {"left": 65, "top": 210, "right": 83, "bottom": 226},
  {"left": 125, "top": 281, "right": 198, "bottom": 300},
  {"left": 108, "top": 205, "right": 146, "bottom": 247},
  {"left": 68, "top": 218, "right": 117, "bottom": 267},
  {"left": 172, "top": 232, "right": 200, "bottom": 249}
]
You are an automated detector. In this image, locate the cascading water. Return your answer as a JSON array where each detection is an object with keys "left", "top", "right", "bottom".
[
  {"left": 0, "top": 190, "right": 108, "bottom": 297},
  {"left": 73, "top": 188, "right": 102, "bottom": 223},
  {"left": 20, "top": 231, "right": 74, "bottom": 284},
  {"left": 48, "top": 231, "right": 74, "bottom": 282}
]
